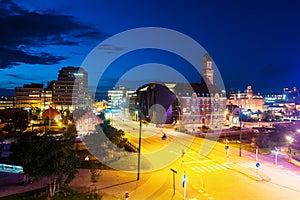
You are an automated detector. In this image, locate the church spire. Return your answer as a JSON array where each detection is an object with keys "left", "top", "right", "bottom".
[{"left": 201, "top": 53, "right": 214, "bottom": 85}]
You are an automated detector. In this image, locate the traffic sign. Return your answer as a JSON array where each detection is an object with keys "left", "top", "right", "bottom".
[
  {"left": 256, "top": 162, "right": 260, "bottom": 168},
  {"left": 125, "top": 192, "right": 129, "bottom": 199},
  {"left": 225, "top": 145, "right": 229, "bottom": 151}
]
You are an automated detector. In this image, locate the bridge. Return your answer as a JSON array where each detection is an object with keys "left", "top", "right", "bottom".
[{"left": 0, "top": 163, "right": 24, "bottom": 173}]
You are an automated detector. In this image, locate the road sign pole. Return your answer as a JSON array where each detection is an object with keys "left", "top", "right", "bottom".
[
  {"left": 184, "top": 182, "right": 187, "bottom": 200},
  {"left": 255, "top": 146, "right": 258, "bottom": 161},
  {"left": 255, "top": 162, "right": 260, "bottom": 177},
  {"left": 182, "top": 171, "right": 187, "bottom": 200},
  {"left": 170, "top": 168, "right": 177, "bottom": 195},
  {"left": 274, "top": 147, "right": 278, "bottom": 165},
  {"left": 137, "top": 101, "right": 142, "bottom": 180}
]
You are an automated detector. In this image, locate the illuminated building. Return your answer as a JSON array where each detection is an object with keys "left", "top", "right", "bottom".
[
  {"left": 264, "top": 87, "right": 299, "bottom": 117},
  {"left": 0, "top": 96, "right": 14, "bottom": 109},
  {"left": 73, "top": 109, "right": 103, "bottom": 136},
  {"left": 15, "top": 83, "right": 45, "bottom": 109},
  {"left": 107, "top": 86, "right": 135, "bottom": 116},
  {"left": 128, "top": 53, "right": 226, "bottom": 130},
  {"left": 52, "top": 67, "right": 88, "bottom": 111},
  {"left": 227, "top": 86, "right": 264, "bottom": 112}
]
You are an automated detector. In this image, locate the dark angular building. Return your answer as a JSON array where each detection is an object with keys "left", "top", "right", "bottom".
[{"left": 129, "top": 83, "right": 176, "bottom": 124}]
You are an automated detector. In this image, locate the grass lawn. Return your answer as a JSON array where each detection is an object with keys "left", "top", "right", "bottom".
[
  {"left": 0, "top": 187, "right": 101, "bottom": 200},
  {"left": 289, "top": 148, "right": 300, "bottom": 161}
]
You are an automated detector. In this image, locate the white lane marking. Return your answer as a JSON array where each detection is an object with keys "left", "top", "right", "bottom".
[
  {"left": 210, "top": 165, "right": 221, "bottom": 171},
  {"left": 200, "top": 166, "right": 211, "bottom": 172},
  {"left": 191, "top": 167, "right": 199, "bottom": 173},
  {"left": 206, "top": 165, "right": 216, "bottom": 171},
  {"left": 185, "top": 160, "right": 214, "bottom": 165},
  {"left": 222, "top": 163, "right": 231, "bottom": 169},
  {"left": 216, "top": 164, "right": 227, "bottom": 170},
  {"left": 196, "top": 166, "right": 205, "bottom": 173}
]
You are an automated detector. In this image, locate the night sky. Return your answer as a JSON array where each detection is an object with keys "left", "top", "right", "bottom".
[{"left": 1, "top": 0, "right": 300, "bottom": 97}]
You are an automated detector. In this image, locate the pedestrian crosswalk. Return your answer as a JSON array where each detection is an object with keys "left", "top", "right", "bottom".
[
  {"left": 187, "top": 161, "right": 261, "bottom": 174},
  {"left": 235, "top": 162, "right": 257, "bottom": 169},
  {"left": 189, "top": 163, "right": 230, "bottom": 173}
]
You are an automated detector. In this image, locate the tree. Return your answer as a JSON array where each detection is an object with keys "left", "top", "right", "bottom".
[
  {"left": 10, "top": 133, "right": 79, "bottom": 199},
  {"left": 292, "top": 134, "right": 300, "bottom": 150},
  {"left": 255, "top": 131, "right": 270, "bottom": 148},
  {"left": 83, "top": 122, "right": 128, "bottom": 164}
]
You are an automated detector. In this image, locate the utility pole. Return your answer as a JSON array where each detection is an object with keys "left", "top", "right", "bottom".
[
  {"left": 137, "top": 97, "right": 142, "bottom": 180},
  {"left": 239, "top": 108, "right": 242, "bottom": 157}
]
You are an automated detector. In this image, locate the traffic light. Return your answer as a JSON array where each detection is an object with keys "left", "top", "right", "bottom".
[{"left": 125, "top": 192, "right": 129, "bottom": 198}]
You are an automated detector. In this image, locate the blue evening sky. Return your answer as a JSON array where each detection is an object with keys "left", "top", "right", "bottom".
[{"left": 0, "top": 0, "right": 299, "bottom": 97}]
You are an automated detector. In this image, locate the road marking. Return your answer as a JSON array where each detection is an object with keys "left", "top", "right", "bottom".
[
  {"left": 237, "top": 162, "right": 255, "bottom": 168},
  {"left": 210, "top": 165, "right": 222, "bottom": 171},
  {"left": 222, "top": 163, "right": 231, "bottom": 169},
  {"left": 237, "top": 163, "right": 249, "bottom": 168},
  {"left": 191, "top": 167, "right": 200, "bottom": 173},
  {"left": 216, "top": 164, "right": 227, "bottom": 170},
  {"left": 200, "top": 166, "right": 211, "bottom": 172},
  {"left": 206, "top": 165, "right": 216, "bottom": 171},
  {"left": 185, "top": 160, "right": 214, "bottom": 165},
  {"left": 196, "top": 166, "right": 205, "bottom": 173}
]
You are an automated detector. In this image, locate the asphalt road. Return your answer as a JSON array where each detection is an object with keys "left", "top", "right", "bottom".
[{"left": 111, "top": 115, "right": 300, "bottom": 199}]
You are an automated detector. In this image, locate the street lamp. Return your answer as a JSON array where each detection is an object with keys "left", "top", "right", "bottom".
[
  {"left": 239, "top": 110, "right": 242, "bottom": 157},
  {"left": 137, "top": 95, "right": 142, "bottom": 181}
]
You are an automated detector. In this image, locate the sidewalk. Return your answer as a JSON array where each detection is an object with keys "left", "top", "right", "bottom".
[{"left": 227, "top": 145, "right": 300, "bottom": 183}]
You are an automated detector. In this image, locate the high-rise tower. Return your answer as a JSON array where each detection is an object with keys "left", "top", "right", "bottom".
[
  {"left": 201, "top": 53, "right": 214, "bottom": 85},
  {"left": 52, "top": 66, "right": 88, "bottom": 111}
]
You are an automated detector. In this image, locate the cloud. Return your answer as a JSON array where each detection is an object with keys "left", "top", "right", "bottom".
[
  {"left": 0, "top": 0, "right": 106, "bottom": 69},
  {"left": 7, "top": 74, "right": 35, "bottom": 80},
  {"left": 7, "top": 81, "right": 16, "bottom": 85},
  {"left": 96, "top": 44, "right": 125, "bottom": 54}
]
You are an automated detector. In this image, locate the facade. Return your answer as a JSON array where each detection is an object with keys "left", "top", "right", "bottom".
[
  {"left": 173, "top": 83, "right": 226, "bottom": 130},
  {"left": 0, "top": 96, "right": 14, "bottom": 109},
  {"left": 227, "top": 86, "right": 265, "bottom": 111},
  {"left": 263, "top": 87, "right": 300, "bottom": 117},
  {"left": 15, "top": 83, "right": 45, "bottom": 109},
  {"left": 107, "top": 86, "right": 135, "bottom": 114},
  {"left": 128, "top": 53, "right": 226, "bottom": 130},
  {"left": 73, "top": 109, "right": 103, "bottom": 136},
  {"left": 52, "top": 67, "right": 88, "bottom": 111},
  {"left": 129, "top": 83, "right": 177, "bottom": 124}
]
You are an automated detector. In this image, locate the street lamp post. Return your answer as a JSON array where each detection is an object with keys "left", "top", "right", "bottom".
[
  {"left": 137, "top": 99, "right": 142, "bottom": 181},
  {"left": 170, "top": 168, "right": 177, "bottom": 195},
  {"left": 239, "top": 110, "right": 242, "bottom": 157}
]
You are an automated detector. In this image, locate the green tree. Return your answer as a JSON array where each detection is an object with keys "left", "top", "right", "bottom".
[
  {"left": 255, "top": 131, "right": 270, "bottom": 148},
  {"left": 292, "top": 134, "right": 300, "bottom": 150},
  {"left": 10, "top": 133, "right": 79, "bottom": 199},
  {"left": 8, "top": 108, "right": 29, "bottom": 132},
  {"left": 63, "top": 124, "right": 77, "bottom": 139}
]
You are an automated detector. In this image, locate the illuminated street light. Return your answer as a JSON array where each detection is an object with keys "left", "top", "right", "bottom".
[
  {"left": 286, "top": 135, "right": 292, "bottom": 142},
  {"left": 297, "top": 129, "right": 300, "bottom": 133}
]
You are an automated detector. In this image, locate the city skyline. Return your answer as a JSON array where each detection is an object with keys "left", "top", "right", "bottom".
[{"left": 1, "top": 0, "right": 300, "bottom": 96}]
